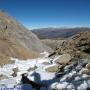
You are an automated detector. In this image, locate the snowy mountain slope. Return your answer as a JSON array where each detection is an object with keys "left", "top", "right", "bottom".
[{"left": 0, "top": 52, "right": 90, "bottom": 90}]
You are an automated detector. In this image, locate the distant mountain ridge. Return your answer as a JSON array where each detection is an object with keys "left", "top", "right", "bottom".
[{"left": 32, "top": 27, "right": 90, "bottom": 39}]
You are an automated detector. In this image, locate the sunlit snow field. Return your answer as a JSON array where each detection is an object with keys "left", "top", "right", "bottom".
[{"left": 0, "top": 52, "right": 90, "bottom": 90}]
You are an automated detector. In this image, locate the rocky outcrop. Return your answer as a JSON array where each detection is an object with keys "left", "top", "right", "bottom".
[
  {"left": 56, "top": 31, "right": 90, "bottom": 59},
  {"left": 44, "top": 54, "right": 71, "bottom": 73}
]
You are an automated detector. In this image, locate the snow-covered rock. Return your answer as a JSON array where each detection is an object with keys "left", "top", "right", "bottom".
[
  {"left": 0, "top": 52, "right": 90, "bottom": 90},
  {"left": 49, "top": 82, "right": 68, "bottom": 90},
  {"left": 44, "top": 64, "right": 61, "bottom": 72}
]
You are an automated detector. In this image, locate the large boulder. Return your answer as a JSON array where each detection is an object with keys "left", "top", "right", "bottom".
[
  {"left": 55, "top": 54, "right": 71, "bottom": 64},
  {"left": 44, "top": 64, "right": 61, "bottom": 72},
  {"left": 56, "top": 31, "right": 90, "bottom": 59}
]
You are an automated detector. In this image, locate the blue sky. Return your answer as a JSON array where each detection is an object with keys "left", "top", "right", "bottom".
[{"left": 0, "top": 0, "right": 90, "bottom": 29}]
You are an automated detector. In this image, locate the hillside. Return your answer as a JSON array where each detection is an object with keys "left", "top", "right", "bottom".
[
  {"left": 54, "top": 31, "right": 90, "bottom": 59},
  {"left": 0, "top": 11, "right": 52, "bottom": 65},
  {"left": 41, "top": 39, "right": 66, "bottom": 50},
  {"left": 32, "top": 27, "right": 90, "bottom": 39}
]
